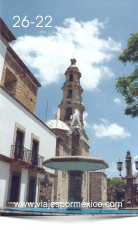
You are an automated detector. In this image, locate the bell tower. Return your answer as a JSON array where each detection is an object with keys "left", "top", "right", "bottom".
[
  {"left": 58, "top": 58, "right": 85, "bottom": 127},
  {"left": 58, "top": 58, "right": 90, "bottom": 202}
]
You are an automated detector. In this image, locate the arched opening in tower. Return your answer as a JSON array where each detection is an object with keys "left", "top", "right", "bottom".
[
  {"left": 67, "top": 90, "right": 72, "bottom": 98},
  {"left": 69, "top": 74, "right": 73, "bottom": 81},
  {"left": 66, "top": 107, "right": 72, "bottom": 120}
]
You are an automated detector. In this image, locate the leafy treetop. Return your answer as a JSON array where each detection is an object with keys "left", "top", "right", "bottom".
[
  {"left": 107, "top": 178, "right": 126, "bottom": 193},
  {"left": 115, "top": 32, "right": 138, "bottom": 118}
]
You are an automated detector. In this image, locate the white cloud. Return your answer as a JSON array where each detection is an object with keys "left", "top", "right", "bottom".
[
  {"left": 0, "top": 123, "right": 2, "bottom": 131},
  {"left": 11, "top": 18, "right": 121, "bottom": 91},
  {"left": 93, "top": 119, "right": 131, "bottom": 140},
  {"left": 100, "top": 118, "right": 108, "bottom": 124},
  {"left": 83, "top": 112, "right": 89, "bottom": 128},
  {"left": 114, "top": 98, "right": 121, "bottom": 105}
]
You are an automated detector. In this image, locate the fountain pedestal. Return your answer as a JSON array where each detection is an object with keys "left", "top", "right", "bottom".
[{"left": 68, "top": 170, "right": 83, "bottom": 209}]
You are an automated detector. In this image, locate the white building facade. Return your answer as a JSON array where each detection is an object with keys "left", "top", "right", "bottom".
[{"left": 0, "top": 18, "right": 56, "bottom": 209}]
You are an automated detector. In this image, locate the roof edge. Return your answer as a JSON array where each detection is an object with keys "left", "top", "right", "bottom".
[{"left": 0, "top": 18, "right": 16, "bottom": 42}]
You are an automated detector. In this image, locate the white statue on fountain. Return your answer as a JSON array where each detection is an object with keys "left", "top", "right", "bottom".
[
  {"left": 71, "top": 109, "right": 81, "bottom": 127},
  {"left": 68, "top": 109, "right": 82, "bottom": 135}
]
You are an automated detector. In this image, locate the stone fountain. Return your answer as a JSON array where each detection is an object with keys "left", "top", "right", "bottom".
[{"left": 43, "top": 110, "right": 108, "bottom": 209}]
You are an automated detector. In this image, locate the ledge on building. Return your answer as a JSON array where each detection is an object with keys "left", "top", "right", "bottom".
[{"left": 0, "top": 153, "right": 45, "bottom": 174}]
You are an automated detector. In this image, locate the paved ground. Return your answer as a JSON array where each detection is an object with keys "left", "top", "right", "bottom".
[{"left": 1, "top": 208, "right": 138, "bottom": 216}]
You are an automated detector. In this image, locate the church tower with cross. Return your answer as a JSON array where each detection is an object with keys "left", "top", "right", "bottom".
[
  {"left": 58, "top": 58, "right": 85, "bottom": 127},
  {"left": 58, "top": 58, "right": 89, "bottom": 157}
]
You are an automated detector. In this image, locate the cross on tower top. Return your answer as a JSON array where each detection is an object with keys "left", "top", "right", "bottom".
[
  {"left": 54, "top": 113, "right": 58, "bottom": 119},
  {"left": 73, "top": 52, "right": 75, "bottom": 58}
]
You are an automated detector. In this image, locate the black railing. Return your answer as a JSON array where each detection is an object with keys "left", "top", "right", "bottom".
[
  {"left": 11, "top": 145, "right": 44, "bottom": 167},
  {"left": 11, "top": 145, "right": 31, "bottom": 163}
]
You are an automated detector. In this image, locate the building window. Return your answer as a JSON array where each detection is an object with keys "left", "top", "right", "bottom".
[
  {"left": 69, "top": 74, "right": 73, "bottom": 81},
  {"left": 31, "top": 140, "right": 39, "bottom": 166},
  {"left": 14, "top": 130, "right": 24, "bottom": 159},
  {"left": 12, "top": 122, "right": 26, "bottom": 159},
  {"left": 9, "top": 172, "right": 21, "bottom": 202},
  {"left": 28, "top": 176, "right": 36, "bottom": 202},
  {"left": 67, "top": 90, "right": 72, "bottom": 98},
  {"left": 30, "top": 134, "right": 40, "bottom": 166},
  {"left": 66, "top": 107, "right": 72, "bottom": 120}
]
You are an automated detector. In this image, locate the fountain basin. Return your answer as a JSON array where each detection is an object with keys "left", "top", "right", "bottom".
[{"left": 43, "top": 156, "right": 108, "bottom": 172}]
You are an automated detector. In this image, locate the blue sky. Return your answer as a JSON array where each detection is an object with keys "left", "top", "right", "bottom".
[{"left": 1, "top": 0, "right": 138, "bottom": 178}]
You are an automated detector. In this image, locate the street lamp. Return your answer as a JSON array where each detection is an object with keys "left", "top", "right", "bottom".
[
  {"left": 135, "top": 158, "right": 138, "bottom": 171},
  {"left": 117, "top": 159, "right": 123, "bottom": 176},
  {"left": 117, "top": 150, "right": 138, "bottom": 208}
]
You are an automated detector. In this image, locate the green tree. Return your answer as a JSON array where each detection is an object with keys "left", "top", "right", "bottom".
[
  {"left": 115, "top": 32, "right": 138, "bottom": 117},
  {"left": 107, "top": 178, "right": 126, "bottom": 202}
]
